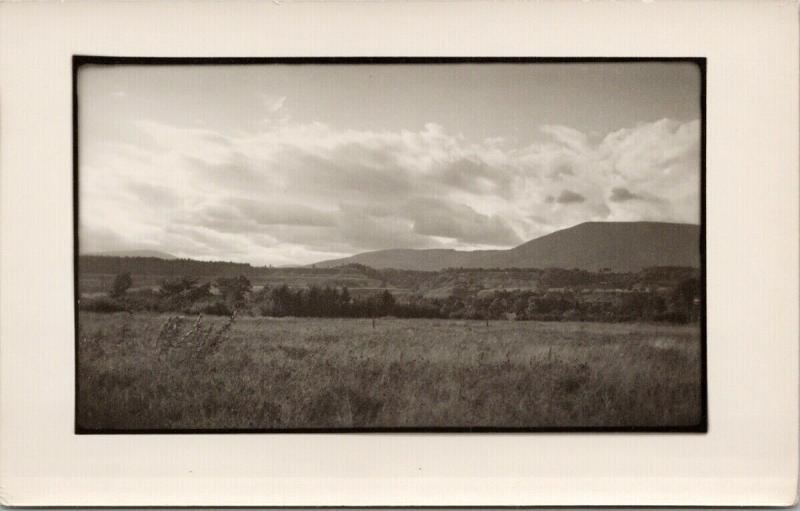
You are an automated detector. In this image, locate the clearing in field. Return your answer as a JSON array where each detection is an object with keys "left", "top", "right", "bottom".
[{"left": 77, "top": 312, "right": 703, "bottom": 430}]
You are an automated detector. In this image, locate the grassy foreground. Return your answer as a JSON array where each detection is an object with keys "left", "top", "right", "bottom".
[{"left": 77, "top": 312, "right": 703, "bottom": 430}]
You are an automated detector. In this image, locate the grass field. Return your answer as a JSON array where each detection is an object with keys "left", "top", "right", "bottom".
[{"left": 77, "top": 312, "right": 703, "bottom": 430}]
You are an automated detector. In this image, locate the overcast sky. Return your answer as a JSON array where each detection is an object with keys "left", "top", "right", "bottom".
[{"left": 79, "top": 62, "right": 701, "bottom": 266}]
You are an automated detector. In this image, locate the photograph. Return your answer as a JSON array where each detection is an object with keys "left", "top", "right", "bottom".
[
  {"left": 75, "top": 58, "right": 706, "bottom": 432},
  {"left": 5, "top": 1, "right": 798, "bottom": 505}
]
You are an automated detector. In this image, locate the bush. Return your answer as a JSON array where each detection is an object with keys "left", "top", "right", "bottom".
[
  {"left": 109, "top": 272, "right": 133, "bottom": 298},
  {"left": 187, "top": 300, "right": 232, "bottom": 316},
  {"left": 159, "top": 277, "right": 200, "bottom": 297},
  {"left": 120, "top": 289, "right": 161, "bottom": 312},
  {"left": 79, "top": 296, "right": 125, "bottom": 313},
  {"left": 216, "top": 275, "right": 252, "bottom": 307}
]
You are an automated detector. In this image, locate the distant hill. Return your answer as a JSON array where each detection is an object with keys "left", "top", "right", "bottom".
[
  {"left": 315, "top": 248, "right": 499, "bottom": 272},
  {"left": 312, "top": 222, "right": 701, "bottom": 272},
  {"left": 77, "top": 255, "right": 386, "bottom": 295},
  {"left": 85, "top": 250, "right": 177, "bottom": 260}
]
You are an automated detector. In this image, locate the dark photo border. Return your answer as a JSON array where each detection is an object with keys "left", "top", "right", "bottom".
[{"left": 73, "top": 56, "right": 707, "bottom": 434}]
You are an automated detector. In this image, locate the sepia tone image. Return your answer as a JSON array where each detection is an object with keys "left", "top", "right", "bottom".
[{"left": 75, "top": 59, "right": 705, "bottom": 432}]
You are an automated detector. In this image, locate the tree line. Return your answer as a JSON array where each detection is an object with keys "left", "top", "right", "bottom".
[{"left": 82, "top": 271, "right": 701, "bottom": 324}]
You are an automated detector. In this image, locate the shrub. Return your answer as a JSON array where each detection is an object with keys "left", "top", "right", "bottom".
[
  {"left": 79, "top": 296, "right": 125, "bottom": 313},
  {"left": 109, "top": 272, "right": 133, "bottom": 298},
  {"left": 120, "top": 289, "right": 161, "bottom": 312},
  {"left": 159, "top": 277, "right": 199, "bottom": 297},
  {"left": 194, "top": 301, "right": 232, "bottom": 316},
  {"left": 216, "top": 275, "right": 252, "bottom": 307}
]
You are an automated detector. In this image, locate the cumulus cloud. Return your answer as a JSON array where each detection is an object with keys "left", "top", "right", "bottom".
[
  {"left": 555, "top": 190, "right": 586, "bottom": 204},
  {"left": 408, "top": 198, "right": 522, "bottom": 246},
  {"left": 609, "top": 187, "right": 640, "bottom": 202},
  {"left": 80, "top": 116, "right": 700, "bottom": 265},
  {"left": 336, "top": 205, "right": 432, "bottom": 251},
  {"left": 230, "top": 198, "right": 336, "bottom": 228},
  {"left": 548, "top": 160, "right": 574, "bottom": 180},
  {"left": 438, "top": 158, "right": 515, "bottom": 199},
  {"left": 540, "top": 125, "right": 589, "bottom": 153}
]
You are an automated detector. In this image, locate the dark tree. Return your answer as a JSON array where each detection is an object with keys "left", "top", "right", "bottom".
[
  {"left": 216, "top": 275, "right": 252, "bottom": 307},
  {"left": 671, "top": 277, "right": 700, "bottom": 321},
  {"left": 340, "top": 286, "right": 351, "bottom": 307},
  {"left": 109, "top": 272, "right": 133, "bottom": 298},
  {"left": 270, "top": 284, "right": 297, "bottom": 316},
  {"left": 378, "top": 289, "right": 396, "bottom": 316}
]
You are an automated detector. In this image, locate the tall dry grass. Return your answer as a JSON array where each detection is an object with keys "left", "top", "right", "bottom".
[{"left": 77, "top": 312, "right": 702, "bottom": 430}]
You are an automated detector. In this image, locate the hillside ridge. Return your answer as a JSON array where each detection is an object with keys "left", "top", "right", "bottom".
[{"left": 312, "top": 221, "right": 700, "bottom": 272}]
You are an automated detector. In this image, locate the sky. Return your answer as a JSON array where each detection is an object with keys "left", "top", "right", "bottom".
[{"left": 78, "top": 62, "right": 701, "bottom": 266}]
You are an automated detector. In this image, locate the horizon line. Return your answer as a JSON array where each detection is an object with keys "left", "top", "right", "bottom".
[{"left": 80, "top": 220, "right": 701, "bottom": 267}]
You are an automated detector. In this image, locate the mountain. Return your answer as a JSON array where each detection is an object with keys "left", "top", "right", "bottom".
[
  {"left": 85, "top": 249, "right": 177, "bottom": 260},
  {"left": 312, "top": 222, "right": 701, "bottom": 272}
]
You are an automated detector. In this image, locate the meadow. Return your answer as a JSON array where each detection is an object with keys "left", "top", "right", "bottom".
[{"left": 77, "top": 312, "right": 703, "bottom": 430}]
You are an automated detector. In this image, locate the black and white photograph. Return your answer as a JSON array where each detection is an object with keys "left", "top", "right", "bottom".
[
  {"left": 75, "top": 58, "right": 706, "bottom": 432},
  {"left": 3, "top": 0, "right": 800, "bottom": 506}
]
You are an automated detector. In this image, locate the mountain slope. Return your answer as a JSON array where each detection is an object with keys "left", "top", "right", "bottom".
[{"left": 312, "top": 222, "right": 700, "bottom": 272}]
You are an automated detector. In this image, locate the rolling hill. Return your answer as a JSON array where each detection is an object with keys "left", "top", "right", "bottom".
[{"left": 312, "top": 221, "right": 701, "bottom": 272}]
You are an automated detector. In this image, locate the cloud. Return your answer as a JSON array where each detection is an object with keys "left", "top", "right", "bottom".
[
  {"left": 135, "top": 120, "right": 234, "bottom": 166},
  {"left": 609, "top": 187, "right": 639, "bottom": 202},
  {"left": 337, "top": 205, "right": 433, "bottom": 251},
  {"left": 548, "top": 160, "right": 574, "bottom": 180},
  {"left": 555, "top": 190, "right": 586, "bottom": 204},
  {"left": 80, "top": 116, "right": 700, "bottom": 265},
  {"left": 79, "top": 224, "right": 131, "bottom": 253},
  {"left": 125, "top": 182, "right": 178, "bottom": 209},
  {"left": 228, "top": 198, "right": 336, "bottom": 227},
  {"left": 439, "top": 158, "right": 515, "bottom": 198},
  {"left": 277, "top": 148, "right": 416, "bottom": 205},
  {"left": 540, "top": 124, "right": 590, "bottom": 153},
  {"left": 408, "top": 198, "right": 522, "bottom": 246}
]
